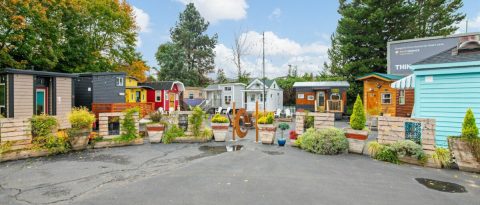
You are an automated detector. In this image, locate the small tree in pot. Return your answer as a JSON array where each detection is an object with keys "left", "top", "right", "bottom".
[
  {"left": 211, "top": 114, "right": 229, "bottom": 142},
  {"left": 448, "top": 108, "right": 480, "bottom": 172},
  {"left": 258, "top": 113, "right": 276, "bottom": 144},
  {"left": 277, "top": 123, "right": 290, "bottom": 146},
  {"left": 344, "top": 95, "right": 368, "bottom": 154},
  {"left": 146, "top": 111, "right": 166, "bottom": 143},
  {"left": 68, "top": 107, "right": 96, "bottom": 150}
]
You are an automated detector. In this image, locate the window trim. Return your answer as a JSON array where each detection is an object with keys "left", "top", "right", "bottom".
[
  {"left": 116, "top": 77, "right": 124, "bottom": 86},
  {"left": 297, "top": 93, "right": 304, "bottom": 99},
  {"left": 155, "top": 90, "right": 162, "bottom": 102},
  {"left": 224, "top": 95, "right": 232, "bottom": 105},
  {"left": 399, "top": 90, "right": 405, "bottom": 105},
  {"left": 381, "top": 93, "right": 392, "bottom": 104},
  {"left": 224, "top": 86, "right": 232, "bottom": 91}
]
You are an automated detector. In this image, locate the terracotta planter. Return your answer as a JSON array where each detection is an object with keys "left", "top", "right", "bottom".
[
  {"left": 146, "top": 123, "right": 165, "bottom": 143},
  {"left": 69, "top": 128, "right": 91, "bottom": 151},
  {"left": 449, "top": 138, "right": 480, "bottom": 173},
  {"left": 258, "top": 124, "right": 277, "bottom": 144},
  {"left": 211, "top": 123, "right": 229, "bottom": 142},
  {"left": 344, "top": 128, "right": 369, "bottom": 154}
]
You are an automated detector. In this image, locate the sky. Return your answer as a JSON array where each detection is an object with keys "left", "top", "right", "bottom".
[{"left": 128, "top": 0, "right": 480, "bottom": 79}]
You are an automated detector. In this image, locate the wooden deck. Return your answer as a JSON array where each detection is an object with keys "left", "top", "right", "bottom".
[{"left": 92, "top": 102, "right": 154, "bottom": 118}]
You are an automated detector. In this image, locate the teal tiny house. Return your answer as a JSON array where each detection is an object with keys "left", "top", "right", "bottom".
[{"left": 412, "top": 37, "right": 480, "bottom": 147}]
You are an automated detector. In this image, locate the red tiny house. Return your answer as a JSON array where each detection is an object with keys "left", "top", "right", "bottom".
[{"left": 141, "top": 81, "right": 184, "bottom": 112}]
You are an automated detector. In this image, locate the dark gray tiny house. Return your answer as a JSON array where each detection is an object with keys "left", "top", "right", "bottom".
[
  {"left": 0, "top": 68, "right": 75, "bottom": 119},
  {"left": 74, "top": 72, "right": 126, "bottom": 109}
]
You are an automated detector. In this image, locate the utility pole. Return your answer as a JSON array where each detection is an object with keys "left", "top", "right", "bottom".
[
  {"left": 262, "top": 32, "right": 266, "bottom": 112},
  {"left": 466, "top": 19, "right": 468, "bottom": 33}
]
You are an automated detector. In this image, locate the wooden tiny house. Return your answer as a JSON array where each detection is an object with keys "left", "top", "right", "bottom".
[
  {"left": 140, "top": 81, "right": 185, "bottom": 112},
  {"left": 0, "top": 68, "right": 75, "bottom": 119},
  {"left": 357, "top": 73, "right": 404, "bottom": 117}
]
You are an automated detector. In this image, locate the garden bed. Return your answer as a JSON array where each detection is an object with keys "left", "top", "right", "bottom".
[
  {"left": 93, "top": 138, "right": 144, "bottom": 149},
  {"left": 0, "top": 149, "right": 50, "bottom": 162}
]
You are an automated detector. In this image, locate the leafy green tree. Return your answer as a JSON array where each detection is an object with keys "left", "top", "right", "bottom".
[
  {"left": 350, "top": 95, "right": 366, "bottom": 130},
  {"left": 156, "top": 42, "right": 195, "bottom": 85},
  {"left": 168, "top": 3, "right": 218, "bottom": 86},
  {"left": 216, "top": 69, "right": 228, "bottom": 84},
  {"left": 462, "top": 108, "right": 479, "bottom": 139}
]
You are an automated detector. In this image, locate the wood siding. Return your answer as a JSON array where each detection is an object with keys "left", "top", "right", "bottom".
[
  {"left": 56, "top": 77, "right": 72, "bottom": 128},
  {"left": 362, "top": 77, "right": 397, "bottom": 116},
  {"left": 13, "top": 74, "right": 33, "bottom": 119},
  {"left": 395, "top": 89, "right": 414, "bottom": 117},
  {"left": 295, "top": 92, "right": 315, "bottom": 106}
]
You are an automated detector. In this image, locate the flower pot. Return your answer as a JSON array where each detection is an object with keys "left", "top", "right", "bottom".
[
  {"left": 344, "top": 128, "right": 369, "bottom": 154},
  {"left": 278, "top": 138, "right": 286, "bottom": 146},
  {"left": 211, "top": 123, "right": 229, "bottom": 142},
  {"left": 448, "top": 138, "right": 480, "bottom": 173},
  {"left": 258, "top": 124, "right": 277, "bottom": 144},
  {"left": 146, "top": 123, "right": 165, "bottom": 143},
  {"left": 69, "top": 128, "right": 91, "bottom": 151}
]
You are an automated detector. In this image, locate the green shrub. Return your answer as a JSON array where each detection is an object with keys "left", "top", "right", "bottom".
[
  {"left": 462, "top": 108, "right": 479, "bottom": 139},
  {"left": 68, "top": 107, "right": 96, "bottom": 129},
  {"left": 149, "top": 111, "right": 163, "bottom": 123},
  {"left": 300, "top": 127, "right": 348, "bottom": 155},
  {"left": 33, "top": 130, "right": 70, "bottom": 154},
  {"left": 115, "top": 108, "right": 139, "bottom": 142},
  {"left": 375, "top": 146, "right": 399, "bottom": 164},
  {"left": 294, "top": 136, "right": 303, "bottom": 147},
  {"left": 303, "top": 110, "right": 314, "bottom": 129},
  {"left": 258, "top": 113, "right": 274, "bottom": 124},
  {"left": 201, "top": 127, "right": 213, "bottom": 140},
  {"left": 211, "top": 114, "right": 229, "bottom": 123},
  {"left": 367, "top": 141, "right": 384, "bottom": 157},
  {"left": 189, "top": 106, "right": 206, "bottom": 136},
  {"left": 31, "top": 115, "right": 58, "bottom": 137},
  {"left": 350, "top": 95, "right": 366, "bottom": 130},
  {"left": 390, "top": 140, "right": 427, "bottom": 162},
  {"left": 163, "top": 124, "right": 184, "bottom": 144},
  {"left": 431, "top": 147, "right": 452, "bottom": 168}
]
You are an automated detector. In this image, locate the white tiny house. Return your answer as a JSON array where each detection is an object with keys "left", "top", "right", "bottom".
[{"left": 242, "top": 78, "right": 283, "bottom": 112}]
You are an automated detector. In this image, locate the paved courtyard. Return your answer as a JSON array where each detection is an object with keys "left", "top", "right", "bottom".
[{"left": 0, "top": 121, "right": 479, "bottom": 205}]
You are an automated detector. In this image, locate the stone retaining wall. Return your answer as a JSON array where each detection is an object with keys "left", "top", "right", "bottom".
[
  {"left": 0, "top": 118, "right": 33, "bottom": 151},
  {"left": 378, "top": 116, "right": 436, "bottom": 153},
  {"left": 98, "top": 112, "right": 140, "bottom": 139},
  {"left": 295, "top": 112, "right": 335, "bottom": 135}
]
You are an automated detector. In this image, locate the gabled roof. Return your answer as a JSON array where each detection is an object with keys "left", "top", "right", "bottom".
[
  {"left": 204, "top": 83, "right": 246, "bottom": 91},
  {"left": 356, "top": 72, "right": 403, "bottom": 81},
  {"left": 247, "top": 78, "right": 275, "bottom": 88},
  {"left": 413, "top": 46, "right": 480, "bottom": 66},
  {"left": 1, "top": 68, "right": 77, "bottom": 78},
  {"left": 140, "top": 81, "right": 185, "bottom": 91},
  {"left": 293, "top": 81, "right": 350, "bottom": 88}
]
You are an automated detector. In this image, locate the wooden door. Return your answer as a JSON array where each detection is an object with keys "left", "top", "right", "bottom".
[
  {"left": 169, "top": 93, "right": 175, "bottom": 110},
  {"left": 367, "top": 91, "right": 378, "bottom": 114},
  {"left": 316, "top": 91, "right": 325, "bottom": 112}
]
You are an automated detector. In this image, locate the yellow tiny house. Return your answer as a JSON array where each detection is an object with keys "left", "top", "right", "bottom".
[{"left": 125, "top": 77, "right": 148, "bottom": 103}]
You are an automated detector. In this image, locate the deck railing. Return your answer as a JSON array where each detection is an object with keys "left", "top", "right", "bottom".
[
  {"left": 327, "top": 100, "right": 343, "bottom": 113},
  {"left": 92, "top": 102, "right": 155, "bottom": 118}
]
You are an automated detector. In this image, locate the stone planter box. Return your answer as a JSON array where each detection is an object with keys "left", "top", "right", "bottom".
[
  {"left": 93, "top": 138, "right": 144, "bottom": 149},
  {"left": 449, "top": 138, "right": 480, "bottom": 173},
  {"left": 172, "top": 137, "right": 209, "bottom": 143},
  {"left": 399, "top": 156, "right": 424, "bottom": 166},
  {"left": 146, "top": 123, "right": 165, "bottom": 143},
  {"left": 211, "top": 123, "right": 229, "bottom": 142},
  {"left": 69, "top": 128, "right": 91, "bottom": 151},
  {"left": 344, "top": 128, "right": 368, "bottom": 154},
  {"left": 0, "top": 149, "right": 50, "bottom": 162},
  {"left": 258, "top": 124, "right": 276, "bottom": 144}
]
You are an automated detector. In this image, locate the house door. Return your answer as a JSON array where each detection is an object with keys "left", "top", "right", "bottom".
[
  {"left": 316, "top": 91, "right": 325, "bottom": 112},
  {"left": 169, "top": 93, "right": 176, "bottom": 110},
  {"left": 135, "top": 91, "right": 141, "bottom": 102},
  {"left": 367, "top": 92, "right": 377, "bottom": 114},
  {"left": 35, "top": 88, "right": 47, "bottom": 115}
]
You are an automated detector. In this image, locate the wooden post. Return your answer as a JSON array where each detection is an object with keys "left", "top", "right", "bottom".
[
  {"left": 232, "top": 101, "right": 236, "bottom": 141},
  {"left": 255, "top": 100, "right": 259, "bottom": 143}
]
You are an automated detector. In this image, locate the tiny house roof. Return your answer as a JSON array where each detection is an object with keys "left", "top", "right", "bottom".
[
  {"left": 1, "top": 68, "right": 77, "bottom": 78},
  {"left": 77, "top": 72, "right": 126, "bottom": 76},
  {"left": 356, "top": 72, "right": 403, "bottom": 81},
  {"left": 413, "top": 46, "right": 480, "bottom": 66},
  {"left": 293, "top": 81, "right": 350, "bottom": 89},
  {"left": 204, "top": 83, "right": 246, "bottom": 91},
  {"left": 140, "top": 81, "right": 185, "bottom": 91}
]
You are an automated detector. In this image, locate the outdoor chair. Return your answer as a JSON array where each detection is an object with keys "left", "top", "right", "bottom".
[
  {"left": 285, "top": 109, "right": 292, "bottom": 118},
  {"left": 223, "top": 107, "right": 231, "bottom": 114},
  {"left": 157, "top": 107, "right": 164, "bottom": 115},
  {"left": 215, "top": 107, "right": 223, "bottom": 114},
  {"left": 274, "top": 108, "right": 282, "bottom": 118}
]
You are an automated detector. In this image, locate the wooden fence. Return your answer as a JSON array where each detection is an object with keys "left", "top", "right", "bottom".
[{"left": 92, "top": 102, "right": 154, "bottom": 118}]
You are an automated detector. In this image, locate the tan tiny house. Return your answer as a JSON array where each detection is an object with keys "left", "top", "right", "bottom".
[
  {"left": 0, "top": 69, "right": 75, "bottom": 121},
  {"left": 357, "top": 72, "right": 403, "bottom": 117}
]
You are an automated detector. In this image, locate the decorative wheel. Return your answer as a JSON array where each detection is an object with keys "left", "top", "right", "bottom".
[{"left": 234, "top": 108, "right": 250, "bottom": 138}]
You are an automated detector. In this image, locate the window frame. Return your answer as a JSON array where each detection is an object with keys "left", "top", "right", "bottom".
[
  {"left": 224, "top": 86, "right": 232, "bottom": 91},
  {"left": 116, "top": 77, "right": 124, "bottom": 86},
  {"left": 155, "top": 90, "right": 162, "bottom": 102},
  {"left": 0, "top": 75, "right": 6, "bottom": 117},
  {"left": 399, "top": 90, "right": 405, "bottom": 105},
  {"left": 189, "top": 93, "right": 194, "bottom": 99},
  {"left": 297, "top": 93, "right": 304, "bottom": 99},
  {"left": 381, "top": 93, "right": 392, "bottom": 104},
  {"left": 224, "top": 95, "right": 232, "bottom": 105}
]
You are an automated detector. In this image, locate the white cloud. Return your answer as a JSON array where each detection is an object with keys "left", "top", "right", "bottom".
[
  {"left": 133, "top": 6, "right": 151, "bottom": 33},
  {"left": 456, "top": 13, "right": 480, "bottom": 34},
  {"left": 214, "top": 31, "right": 330, "bottom": 79},
  {"left": 176, "top": 0, "right": 248, "bottom": 23},
  {"left": 269, "top": 8, "right": 282, "bottom": 20}
]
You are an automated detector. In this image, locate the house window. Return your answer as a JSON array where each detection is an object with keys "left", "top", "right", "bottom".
[
  {"left": 224, "top": 86, "right": 232, "bottom": 91},
  {"left": 0, "top": 75, "right": 5, "bottom": 117},
  {"left": 250, "top": 94, "right": 255, "bottom": 102},
  {"left": 331, "top": 93, "right": 340, "bottom": 100},
  {"left": 189, "top": 92, "right": 194, "bottom": 99},
  {"left": 165, "top": 92, "right": 169, "bottom": 100},
  {"left": 297, "top": 93, "right": 304, "bottom": 99},
  {"left": 199, "top": 92, "right": 203, "bottom": 97},
  {"left": 155, "top": 90, "right": 162, "bottom": 102},
  {"left": 399, "top": 90, "right": 405, "bottom": 105},
  {"left": 224, "top": 96, "right": 232, "bottom": 104},
  {"left": 260, "top": 94, "right": 265, "bottom": 102},
  {"left": 381, "top": 93, "right": 391, "bottom": 104},
  {"left": 307, "top": 95, "right": 314, "bottom": 101},
  {"left": 116, "top": 77, "right": 124, "bottom": 86}
]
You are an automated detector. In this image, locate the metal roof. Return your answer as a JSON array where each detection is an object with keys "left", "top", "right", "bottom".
[
  {"left": 413, "top": 47, "right": 480, "bottom": 65},
  {"left": 293, "top": 81, "right": 350, "bottom": 88},
  {"left": 356, "top": 72, "right": 404, "bottom": 81},
  {"left": 391, "top": 74, "right": 415, "bottom": 89},
  {"left": 1, "top": 68, "right": 77, "bottom": 78}
]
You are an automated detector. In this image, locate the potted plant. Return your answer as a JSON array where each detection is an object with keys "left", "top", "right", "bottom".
[
  {"left": 448, "top": 108, "right": 480, "bottom": 172},
  {"left": 211, "top": 114, "right": 229, "bottom": 142},
  {"left": 277, "top": 123, "right": 290, "bottom": 146},
  {"left": 146, "top": 111, "right": 165, "bottom": 143},
  {"left": 258, "top": 113, "right": 276, "bottom": 144},
  {"left": 289, "top": 130, "right": 298, "bottom": 146},
  {"left": 344, "top": 95, "right": 368, "bottom": 154},
  {"left": 68, "top": 107, "right": 96, "bottom": 150}
]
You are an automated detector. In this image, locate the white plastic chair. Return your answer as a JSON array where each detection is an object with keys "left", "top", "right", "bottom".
[
  {"left": 157, "top": 107, "right": 164, "bottom": 115},
  {"left": 223, "top": 107, "right": 231, "bottom": 114},
  {"left": 215, "top": 107, "right": 223, "bottom": 114},
  {"left": 274, "top": 108, "right": 282, "bottom": 118},
  {"left": 285, "top": 109, "right": 292, "bottom": 118}
]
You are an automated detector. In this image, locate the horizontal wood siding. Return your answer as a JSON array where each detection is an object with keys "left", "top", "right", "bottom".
[
  {"left": 13, "top": 74, "right": 33, "bottom": 119},
  {"left": 362, "top": 77, "right": 397, "bottom": 116},
  {"left": 395, "top": 89, "right": 414, "bottom": 117},
  {"left": 56, "top": 77, "right": 72, "bottom": 128},
  {"left": 415, "top": 70, "right": 480, "bottom": 147}
]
